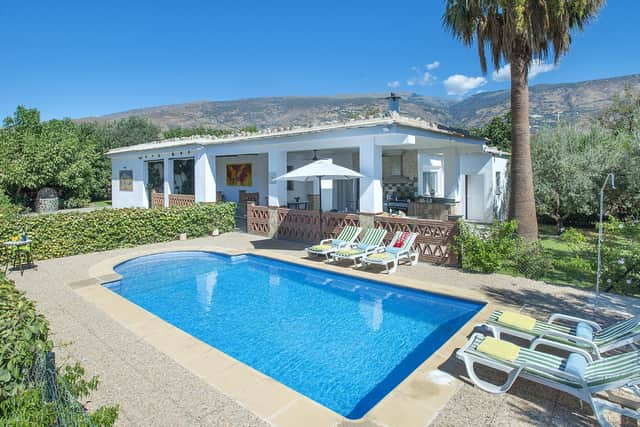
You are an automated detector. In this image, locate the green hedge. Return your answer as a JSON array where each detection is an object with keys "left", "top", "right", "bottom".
[
  {"left": 0, "top": 203, "right": 236, "bottom": 261},
  {"left": 0, "top": 279, "right": 51, "bottom": 400}
]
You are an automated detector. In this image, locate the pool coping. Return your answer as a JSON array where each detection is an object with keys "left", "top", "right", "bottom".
[{"left": 71, "top": 245, "right": 497, "bottom": 427}]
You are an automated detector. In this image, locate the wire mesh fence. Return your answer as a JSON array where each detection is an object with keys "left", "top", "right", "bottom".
[{"left": 5, "top": 352, "right": 96, "bottom": 427}]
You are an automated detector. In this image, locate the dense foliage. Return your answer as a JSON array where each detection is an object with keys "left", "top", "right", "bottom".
[
  {"left": 531, "top": 124, "right": 626, "bottom": 229},
  {"left": 455, "top": 220, "right": 520, "bottom": 274},
  {"left": 601, "top": 217, "right": 640, "bottom": 295},
  {"left": 0, "top": 107, "right": 161, "bottom": 208},
  {"left": 455, "top": 220, "right": 552, "bottom": 280},
  {"left": 0, "top": 277, "right": 118, "bottom": 425},
  {"left": 0, "top": 105, "right": 258, "bottom": 210},
  {"left": 0, "top": 203, "right": 235, "bottom": 262},
  {"left": 470, "top": 112, "right": 511, "bottom": 152},
  {"left": 531, "top": 91, "right": 640, "bottom": 228}
]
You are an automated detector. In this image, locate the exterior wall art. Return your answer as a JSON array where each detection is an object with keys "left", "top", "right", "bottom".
[
  {"left": 119, "top": 170, "right": 133, "bottom": 192},
  {"left": 226, "top": 163, "right": 253, "bottom": 186}
]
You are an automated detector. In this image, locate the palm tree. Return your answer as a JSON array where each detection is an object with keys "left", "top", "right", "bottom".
[{"left": 443, "top": 0, "right": 604, "bottom": 241}]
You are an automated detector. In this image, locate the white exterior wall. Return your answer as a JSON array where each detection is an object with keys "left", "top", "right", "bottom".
[
  {"left": 111, "top": 156, "right": 147, "bottom": 208},
  {"left": 359, "top": 140, "right": 383, "bottom": 213},
  {"left": 194, "top": 149, "right": 216, "bottom": 203},
  {"left": 267, "top": 150, "right": 287, "bottom": 207},
  {"left": 459, "top": 153, "right": 507, "bottom": 223}
]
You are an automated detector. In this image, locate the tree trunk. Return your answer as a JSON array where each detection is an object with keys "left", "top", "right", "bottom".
[{"left": 508, "top": 53, "right": 539, "bottom": 241}]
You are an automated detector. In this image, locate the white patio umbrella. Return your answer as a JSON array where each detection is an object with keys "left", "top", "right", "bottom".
[{"left": 274, "top": 159, "right": 364, "bottom": 238}]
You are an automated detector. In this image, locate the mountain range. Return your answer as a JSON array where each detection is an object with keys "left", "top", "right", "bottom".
[{"left": 81, "top": 74, "right": 640, "bottom": 131}]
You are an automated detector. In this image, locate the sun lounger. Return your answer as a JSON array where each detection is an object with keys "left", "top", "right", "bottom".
[
  {"left": 305, "top": 225, "right": 362, "bottom": 259},
  {"left": 458, "top": 333, "right": 640, "bottom": 426},
  {"left": 331, "top": 228, "right": 387, "bottom": 266},
  {"left": 362, "top": 231, "right": 418, "bottom": 274},
  {"left": 485, "top": 310, "right": 640, "bottom": 358}
]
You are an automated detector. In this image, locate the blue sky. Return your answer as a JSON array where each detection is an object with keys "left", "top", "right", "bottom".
[{"left": 2, "top": 0, "right": 639, "bottom": 120}]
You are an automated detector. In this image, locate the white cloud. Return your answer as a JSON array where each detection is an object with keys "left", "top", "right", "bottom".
[
  {"left": 407, "top": 69, "right": 436, "bottom": 87},
  {"left": 444, "top": 74, "right": 487, "bottom": 96},
  {"left": 426, "top": 61, "right": 440, "bottom": 70},
  {"left": 492, "top": 64, "right": 511, "bottom": 82},
  {"left": 387, "top": 80, "right": 400, "bottom": 88},
  {"left": 492, "top": 60, "right": 556, "bottom": 82},
  {"left": 529, "top": 61, "right": 555, "bottom": 79}
]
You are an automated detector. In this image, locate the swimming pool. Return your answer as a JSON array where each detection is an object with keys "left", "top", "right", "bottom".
[{"left": 104, "top": 251, "right": 483, "bottom": 419}]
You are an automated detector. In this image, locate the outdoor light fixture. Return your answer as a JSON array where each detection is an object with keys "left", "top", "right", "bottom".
[{"left": 596, "top": 172, "right": 616, "bottom": 295}]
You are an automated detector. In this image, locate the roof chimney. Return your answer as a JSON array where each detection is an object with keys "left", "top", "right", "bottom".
[{"left": 385, "top": 92, "right": 401, "bottom": 114}]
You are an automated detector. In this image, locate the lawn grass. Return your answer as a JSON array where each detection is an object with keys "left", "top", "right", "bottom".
[
  {"left": 538, "top": 232, "right": 596, "bottom": 289},
  {"left": 91, "top": 200, "right": 112, "bottom": 207}
]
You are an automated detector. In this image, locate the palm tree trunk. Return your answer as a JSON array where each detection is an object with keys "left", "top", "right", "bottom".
[{"left": 508, "top": 54, "right": 539, "bottom": 241}]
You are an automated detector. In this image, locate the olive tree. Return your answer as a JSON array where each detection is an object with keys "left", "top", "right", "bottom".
[{"left": 531, "top": 125, "right": 624, "bottom": 231}]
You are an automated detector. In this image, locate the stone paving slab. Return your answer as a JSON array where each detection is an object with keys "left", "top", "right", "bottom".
[{"left": 7, "top": 232, "right": 640, "bottom": 427}]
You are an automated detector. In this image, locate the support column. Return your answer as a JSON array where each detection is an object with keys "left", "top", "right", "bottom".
[
  {"left": 194, "top": 149, "right": 216, "bottom": 203},
  {"left": 163, "top": 158, "right": 171, "bottom": 207},
  {"left": 443, "top": 148, "right": 460, "bottom": 200},
  {"left": 358, "top": 142, "right": 383, "bottom": 213},
  {"left": 268, "top": 150, "right": 287, "bottom": 207}
]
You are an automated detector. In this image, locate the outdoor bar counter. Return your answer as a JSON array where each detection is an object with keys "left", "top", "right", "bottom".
[{"left": 407, "top": 197, "right": 457, "bottom": 221}]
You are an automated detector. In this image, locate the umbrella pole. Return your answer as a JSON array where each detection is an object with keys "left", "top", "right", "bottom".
[{"left": 318, "top": 176, "right": 323, "bottom": 240}]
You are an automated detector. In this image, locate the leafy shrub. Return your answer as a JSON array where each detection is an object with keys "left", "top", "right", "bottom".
[
  {"left": 601, "top": 217, "right": 640, "bottom": 295},
  {"left": 63, "top": 197, "right": 90, "bottom": 209},
  {"left": 0, "top": 202, "right": 236, "bottom": 262},
  {"left": 514, "top": 242, "right": 554, "bottom": 280},
  {"left": 0, "top": 278, "right": 118, "bottom": 425},
  {"left": 455, "top": 220, "right": 520, "bottom": 273},
  {"left": 560, "top": 227, "right": 588, "bottom": 248},
  {"left": 0, "top": 280, "right": 51, "bottom": 399},
  {"left": 0, "top": 192, "right": 21, "bottom": 225}
]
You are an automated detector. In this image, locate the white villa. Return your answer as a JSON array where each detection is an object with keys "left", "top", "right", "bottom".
[{"left": 107, "top": 100, "right": 508, "bottom": 223}]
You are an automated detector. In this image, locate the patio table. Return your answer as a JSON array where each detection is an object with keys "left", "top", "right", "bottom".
[{"left": 3, "top": 239, "right": 33, "bottom": 274}]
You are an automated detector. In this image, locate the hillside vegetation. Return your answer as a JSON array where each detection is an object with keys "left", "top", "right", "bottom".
[{"left": 79, "top": 74, "right": 640, "bottom": 130}]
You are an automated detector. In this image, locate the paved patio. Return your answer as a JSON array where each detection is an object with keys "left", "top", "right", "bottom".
[{"left": 7, "top": 232, "right": 639, "bottom": 426}]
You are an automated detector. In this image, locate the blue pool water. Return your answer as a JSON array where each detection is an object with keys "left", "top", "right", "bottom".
[{"left": 104, "top": 251, "right": 482, "bottom": 418}]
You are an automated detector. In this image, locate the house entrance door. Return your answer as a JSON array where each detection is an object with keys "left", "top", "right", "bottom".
[
  {"left": 146, "top": 161, "right": 164, "bottom": 205},
  {"left": 465, "top": 174, "right": 484, "bottom": 221}
]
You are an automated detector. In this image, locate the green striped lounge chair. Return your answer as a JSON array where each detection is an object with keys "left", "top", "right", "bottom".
[
  {"left": 457, "top": 333, "right": 640, "bottom": 426},
  {"left": 305, "top": 226, "right": 362, "bottom": 260},
  {"left": 362, "top": 231, "right": 419, "bottom": 274},
  {"left": 332, "top": 228, "right": 387, "bottom": 267},
  {"left": 485, "top": 310, "right": 640, "bottom": 359}
]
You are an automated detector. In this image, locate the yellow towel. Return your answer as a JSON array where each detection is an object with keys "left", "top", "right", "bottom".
[
  {"left": 477, "top": 337, "right": 520, "bottom": 362},
  {"left": 310, "top": 244, "right": 332, "bottom": 251},
  {"left": 336, "top": 248, "right": 362, "bottom": 256},
  {"left": 367, "top": 253, "right": 393, "bottom": 261},
  {"left": 498, "top": 311, "right": 536, "bottom": 331}
]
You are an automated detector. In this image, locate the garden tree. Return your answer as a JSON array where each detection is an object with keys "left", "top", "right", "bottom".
[
  {"left": 470, "top": 111, "right": 511, "bottom": 152},
  {"left": 598, "top": 89, "right": 640, "bottom": 219},
  {"left": 106, "top": 116, "right": 160, "bottom": 148},
  {"left": 443, "top": 0, "right": 605, "bottom": 240},
  {"left": 531, "top": 125, "right": 624, "bottom": 231},
  {"left": 0, "top": 106, "right": 99, "bottom": 206},
  {"left": 599, "top": 87, "right": 640, "bottom": 136}
]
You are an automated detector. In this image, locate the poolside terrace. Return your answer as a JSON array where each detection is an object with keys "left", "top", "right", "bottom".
[{"left": 8, "top": 232, "right": 640, "bottom": 426}]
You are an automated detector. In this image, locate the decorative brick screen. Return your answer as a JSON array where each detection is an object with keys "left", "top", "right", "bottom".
[{"left": 374, "top": 216, "right": 458, "bottom": 265}]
